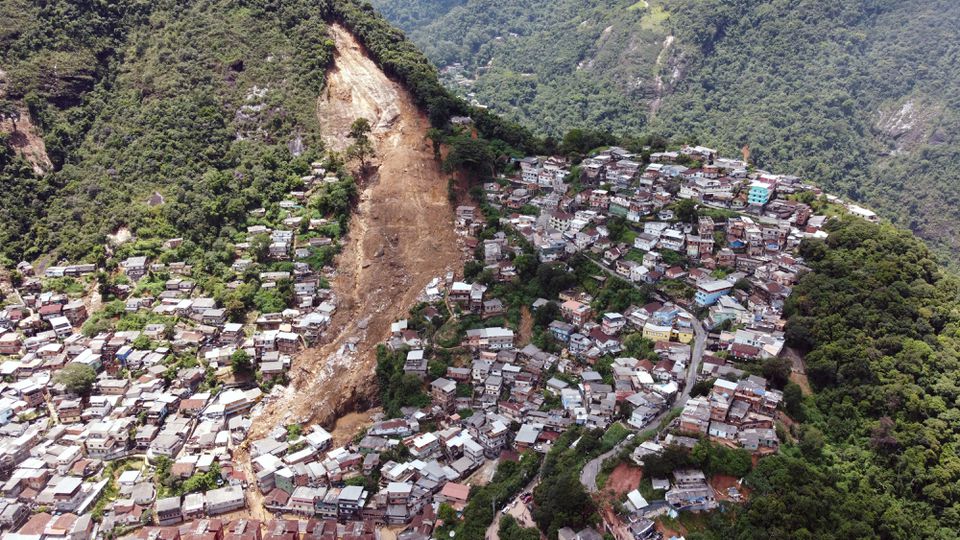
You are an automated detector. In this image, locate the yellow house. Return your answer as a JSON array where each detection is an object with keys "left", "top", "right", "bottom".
[
  {"left": 673, "top": 327, "right": 694, "bottom": 344},
  {"left": 642, "top": 321, "right": 673, "bottom": 342}
]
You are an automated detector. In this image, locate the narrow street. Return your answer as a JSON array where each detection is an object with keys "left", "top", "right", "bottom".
[
  {"left": 579, "top": 257, "right": 708, "bottom": 493},
  {"left": 485, "top": 474, "right": 540, "bottom": 540}
]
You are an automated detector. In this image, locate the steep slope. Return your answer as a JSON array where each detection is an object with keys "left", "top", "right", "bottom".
[
  {"left": 372, "top": 0, "right": 670, "bottom": 135},
  {"left": 653, "top": 0, "right": 960, "bottom": 261},
  {"left": 0, "top": 0, "right": 335, "bottom": 264},
  {"left": 370, "top": 0, "right": 960, "bottom": 262},
  {"left": 247, "top": 24, "right": 464, "bottom": 435}
]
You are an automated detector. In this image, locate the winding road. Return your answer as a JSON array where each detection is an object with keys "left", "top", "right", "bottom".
[{"left": 579, "top": 256, "right": 708, "bottom": 492}]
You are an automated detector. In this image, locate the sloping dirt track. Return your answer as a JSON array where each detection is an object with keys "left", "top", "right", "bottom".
[{"left": 245, "top": 24, "right": 464, "bottom": 440}]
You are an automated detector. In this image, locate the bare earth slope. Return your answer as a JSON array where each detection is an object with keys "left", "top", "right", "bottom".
[{"left": 247, "top": 24, "right": 463, "bottom": 439}]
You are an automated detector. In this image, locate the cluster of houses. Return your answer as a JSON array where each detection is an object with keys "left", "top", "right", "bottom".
[
  {"left": 462, "top": 145, "right": 850, "bottom": 380},
  {"left": 0, "top": 163, "right": 370, "bottom": 538},
  {"left": 445, "top": 144, "right": 882, "bottom": 539},
  {"left": 0, "top": 138, "right": 882, "bottom": 540},
  {"left": 678, "top": 375, "right": 782, "bottom": 452}
]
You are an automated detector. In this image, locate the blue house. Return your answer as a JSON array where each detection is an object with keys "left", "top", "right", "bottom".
[
  {"left": 694, "top": 279, "right": 734, "bottom": 307},
  {"left": 747, "top": 181, "right": 775, "bottom": 205}
]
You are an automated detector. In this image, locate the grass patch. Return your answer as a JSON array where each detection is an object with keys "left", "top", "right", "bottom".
[
  {"left": 42, "top": 277, "right": 87, "bottom": 297},
  {"left": 434, "top": 317, "right": 463, "bottom": 348},
  {"left": 600, "top": 422, "right": 631, "bottom": 452},
  {"left": 624, "top": 248, "right": 646, "bottom": 263},
  {"left": 640, "top": 5, "right": 669, "bottom": 31}
]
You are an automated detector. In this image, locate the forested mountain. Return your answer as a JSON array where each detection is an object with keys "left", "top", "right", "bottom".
[
  {"left": 0, "top": 0, "right": 336, "bottom": 264},
  {"left": 5, "top": 1, "right": 960, "bottom": 537},
  {"left": 369, "top": 0, "right": 960, "bottom": 262},
  {"left": 0, "top": 0, "right": 530, "bottom": 266},
  {"left": 372, "top": 0, "right": 669, "bottom": 135}
]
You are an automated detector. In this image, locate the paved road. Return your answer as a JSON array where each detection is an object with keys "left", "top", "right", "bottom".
[
  {"left": 578, "top": 258, "right": 709, "bottom": 493},
  {"left": 485, "top": 474, "right": 540, "bottom": 540}
]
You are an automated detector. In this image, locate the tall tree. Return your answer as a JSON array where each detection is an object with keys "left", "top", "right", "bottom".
[{"left": 346, "top": 117, "right": 375, "bottom": 175}]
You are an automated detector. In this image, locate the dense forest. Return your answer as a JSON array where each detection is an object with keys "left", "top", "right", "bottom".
[
  {"left": 370, "top": 0, "right": 667, "bottom": 135},
  {"left": 0, "top": 0, "right": 337, "bottom": 264},
  {"left": 692, "top": 218, "right": 960, "bottom": 539},
  {"left": 369, "top": 0, "right": 960, "bottom": 263}
]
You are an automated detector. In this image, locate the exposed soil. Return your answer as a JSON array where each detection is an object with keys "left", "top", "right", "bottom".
[
  {"left": 244, "top": 23, "right": 464, "bottom": 441},
  {"left": 789, "top": 371, "right": 812, "bottom": 395},
  {"left": 463, "top": 458, "right": 499, "bottom": 487},
  {"left": 330, "top": 409, "right": 380, "bottom": 447},
  {"left": 604, "top": 463, "right": 643, "bottom": 497},
  {"left": 596, "top": 463, "right": 644, "bottom": 540},
  {"left": 656, "top": 521, "right": 683, "bottom": 539},
  {"left": 0, "top": 68, "right": 52, "bottom": 175},
  {"left": 517, "top": 306, "right": 534, "bottom": 347},
  {"left": 711, "top": 473, "right": 750, "bottom": 502},
  {"left": 783, "top": 346, "right": 812, "bottom": 395},
  {"left": 0, "top": 109, "right": 52, "bottom": 175}
]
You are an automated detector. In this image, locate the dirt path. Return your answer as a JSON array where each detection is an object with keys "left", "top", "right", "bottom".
[
  {"left": 518, "top": 306, "right": 534, "bottom": 347},
  {"left": 244, "top": 24, "right": 464, "bottom": 443}
]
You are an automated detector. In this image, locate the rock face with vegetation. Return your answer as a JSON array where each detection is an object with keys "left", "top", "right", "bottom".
[
  {"left": 0, "top": 0, "right": 336, "bottom": 264},
  {"left": 370, "top": 0, "right": 960, "bottom": 262}
]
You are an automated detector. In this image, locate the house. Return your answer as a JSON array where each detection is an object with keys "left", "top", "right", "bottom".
[
  {"left": 748, "top": 179, "right": 776, "bottom": 206},
  {"left": 548, "top": 320, "right": 575, "bottom": 342},
  {"left": 560, "top": 300, "right": 592, "bottom": 327},
  {"left": 337, "top": 485, "right": 367, "bottom": 521},
  {"left": 465, "top": 328, "right": 514, "bottom": 351},
  {"left": 738, "top": 427, "right": 779, "bottom": 451},
  {"left": 206, "top": 485, "right": 246, "bottom": 515},
  {"left": 708, "top": 421, "right": 738, "bottom": 440},
  {"left": 600, "top": 313, "right": 626, "bottom": 336},
  {"left": 625, "top": 489, "right": 648, "bottom": 513},
  {"left": 633, "top": 233, "right": 659, "bottom": 252},
  {"left": 847, "top": 204, "right": 879, "bottom": 222},
  {"left": 666, "top": 469, "right": 716, "bottom": 511},
  {"left": 549, "top": 211, "right": 573, "bottom": 232},
  {"left": 0, "top": 333, "right": 22, "bottom": 355},
  {"left": 694, "top": 279, "right": 734, "bottom": 307},
  {"left": 403, "top": 350, "right": 428, "bottom": 378},
  {"left": 659, "top": 229, "right": 686, "bottom": 252},
  {"left": 155, "top": 496, "right": 183, "bottom": 526},
  {"left": 0, "top": 501, "right": 30, "bottom": 530},
  {"left": 642, "top": 322, "right": 672, "bottom": 343},
  {"left": 436, "top": 482, "right": 470, "bottom": 509},
  {"left": 430, "top": 378, "right": 457, "bottom": 412},
  {"left": 122, "top": 256, "right": 148, "bottom": 280}
]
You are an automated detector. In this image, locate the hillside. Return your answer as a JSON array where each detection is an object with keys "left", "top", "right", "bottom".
[
  {"left": 5, "top": 0, "right": 960, "bottom": 537},
  {"left": 0, "top": 0, "right": 335, "bottom": 264},
  {"left": 0, "top": 0, "right": 533, "bottom": 268},
  {"left": 698, "top": 218, "right": 960, "bottom": 538},
  {"left": 369, "top": 0, "right": 960, "bottom": 262},
  {"left": 373, "top": 0, "right": 669, "bottom": 134}
]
